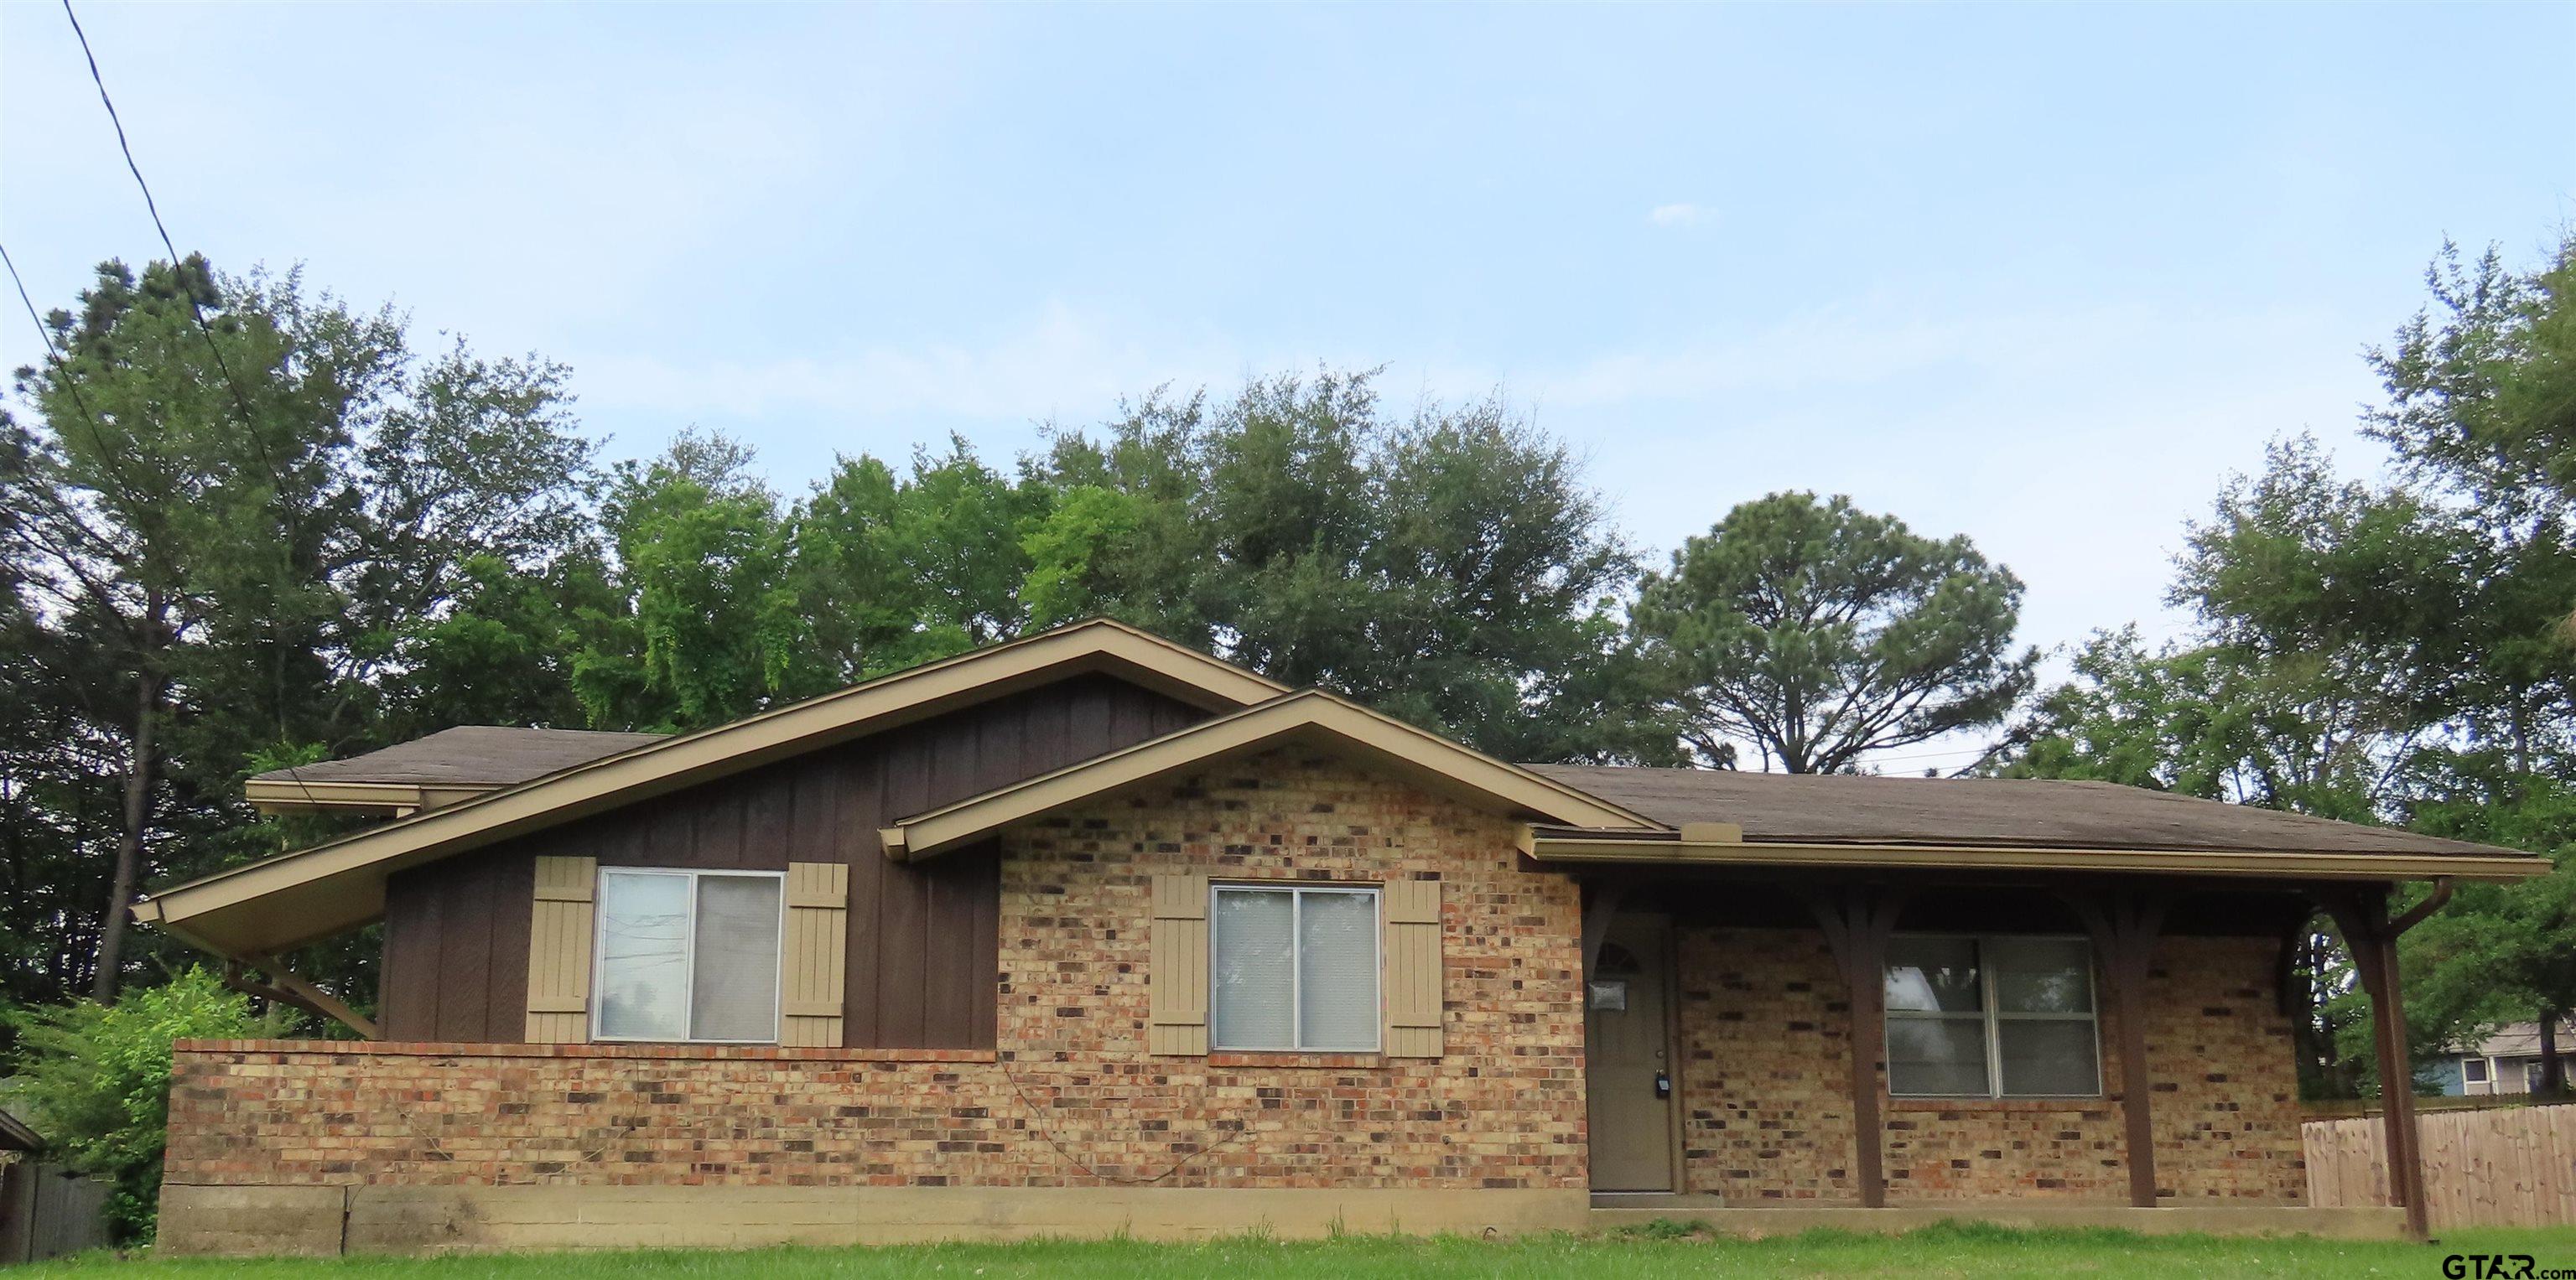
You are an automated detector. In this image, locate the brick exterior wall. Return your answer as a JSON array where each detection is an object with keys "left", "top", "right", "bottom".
[
  {"left": 164, "top": 749, "right": 1591, "bottom": 1193},
  {"left": 162, "top": 748, "right": 2308, "bottom": 1209},
  {"left": 1675, "top": 928, "right": 2304, "bottom": 1204}
]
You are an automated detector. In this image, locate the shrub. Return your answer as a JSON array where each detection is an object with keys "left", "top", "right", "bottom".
[{"left": 4, "top": 968, "right": 278, "bottom": 1241}]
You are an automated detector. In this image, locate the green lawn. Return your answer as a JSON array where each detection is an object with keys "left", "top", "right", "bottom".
[{"left": 25, "top": 1223, "right": 2576, "bottom": 1279}]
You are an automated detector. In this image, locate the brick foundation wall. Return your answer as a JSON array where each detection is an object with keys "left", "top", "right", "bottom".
[
  {"left": 164, "top": 749, "right": 1589, "bottom": 1193},
  {"left": 1675, "top": 927, "right": 2304, "bottom": 1204}
]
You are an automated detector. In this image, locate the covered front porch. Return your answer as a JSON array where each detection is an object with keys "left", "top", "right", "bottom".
[{"left": 1546, "top": 832, "right": 2459, "bottom": 1240}]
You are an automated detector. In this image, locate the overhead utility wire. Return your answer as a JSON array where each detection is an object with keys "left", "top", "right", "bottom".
[{"left": 60, "top": 0, "right": 322, "bottom": 811}]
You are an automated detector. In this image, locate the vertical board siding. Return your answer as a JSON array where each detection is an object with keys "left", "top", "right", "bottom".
[
  {"left": 377, "top": 673, "right": 1209, "bottom": 1045},
  {"left": 2304, "top": 1103, "right": 2576, "bottom": 1228}
]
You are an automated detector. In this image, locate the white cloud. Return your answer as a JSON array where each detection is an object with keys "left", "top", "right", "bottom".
[{"left": 1648, "top": 202, "right": 1715, "bottom": 226}]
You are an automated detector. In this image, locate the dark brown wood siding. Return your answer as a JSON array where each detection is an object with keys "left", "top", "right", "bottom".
[{"left": 377, "top": 672, "right": 1206, "bottom": 1045}]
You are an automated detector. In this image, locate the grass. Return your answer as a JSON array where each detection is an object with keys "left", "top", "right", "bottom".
[{"left": 22, "top": 1222, "right": 2576, "bottom": 1279}]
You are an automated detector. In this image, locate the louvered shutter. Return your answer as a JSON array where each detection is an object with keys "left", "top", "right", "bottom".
[
  {"left": 1149, "top": 873, "right": 1209, "bottom": 1055},
  {"left": 1381, "top": 878, "right": 1443, "bottom": 1057},
  {"left": 525, "top": 856, "right": 598, "bottom": 1044},
  {"left": 779, "top": 862, "right": 849, "bottom": 1046}
]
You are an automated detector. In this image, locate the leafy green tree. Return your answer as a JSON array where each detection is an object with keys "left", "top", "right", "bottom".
[
  {"left": 1, "top": 258, "right": 397, "bottom": 995},
  {"left": 3, "top": 257, "right": 605, "bottom": 1004},
  {"left": 1631, "top": 491, "right": 2038, "bottom": 773},
  {"left": 790, "top": 438, "right": 1049, "bottom": 681},
  {"left": 2358, "top": 233, "right": 2576, "bottom": 1096},
  {"left": 1994, "top": 232, "right": 2576, "bottom": 1099},
  {"left": 4, "top": 967, "right": 278, "bottom": 1240},
  {"left": 2402, "top": 758, "right": 2576, "bottom": 1095},
  {"left": 1029, "top": 371, "right": 1659, "bottom": 760},
  {"left": 574, "top": 431, "right": 808, "bottom": 731}
]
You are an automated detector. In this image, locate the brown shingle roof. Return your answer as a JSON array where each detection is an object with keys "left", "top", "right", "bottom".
[
  {"left": 251, "top": 726, "right": 667, "bottom": 789},
  {"left": 1524, "top": 764, "right": 2524, "bottom": 858}
]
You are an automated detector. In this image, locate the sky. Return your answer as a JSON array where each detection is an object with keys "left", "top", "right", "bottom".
[{"left": 4, "top": 3, "right": 2572, "bottom": 772}]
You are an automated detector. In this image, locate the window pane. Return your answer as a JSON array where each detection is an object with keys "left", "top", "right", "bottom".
[
  {"left": 690, "top": 875, "right": 782, "bottom": 1041},
  {"left": 1212, "top": 889, "right": 1294, "bottom": 1049},
  {"left": 1297, "top": 891, "right": 1379, "bottom": 1050},
  {"left": 1886, "top": 938, "right": 1981, "bottom": 1013},
  {"left": 597, "top": 872, "right": 690, "bottom": 1039},
  {"left": 2464, "top": 1059, "right": 2488, "bottom": 1083},
  {"left": 1989, "top": 938, "right": 2093, "bottom": 1014},
  {"left": 1998, "top": 1018, "right": 2100, "bottom": 1096},
  {"left": 1888, "top": 1017, "right": 1989, "bottom": 1096}
]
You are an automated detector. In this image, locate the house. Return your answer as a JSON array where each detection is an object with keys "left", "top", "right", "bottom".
[
  {"left": 134, "top": 620, "right": 2552, "bottom": 1255},
  {"left": 2434, "top": 1019, "right": 2574, "bottom": 1097}
]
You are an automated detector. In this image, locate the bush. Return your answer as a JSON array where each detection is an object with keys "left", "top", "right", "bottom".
[{"left": 4, "top": 968, "right": 277, "bottom": 1241}]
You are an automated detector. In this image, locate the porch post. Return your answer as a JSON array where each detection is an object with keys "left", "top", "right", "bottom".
[
  {"left": 1801, "top": 886, "right": 1906, "bottom": 1208},
  {"left": 2324, "top": 888, "right": 2434, "bottom": 1241},
  {"left": 2064, "top": 891, "right": 2169, "bottom": 1209}
]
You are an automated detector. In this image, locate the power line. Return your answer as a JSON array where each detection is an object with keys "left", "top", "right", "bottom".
[
  {"left": 58, "top": 0, "right": 322, "bottom": 814},
  {"left": 59, "top": 0, "right": 276, "bottom": 468}
]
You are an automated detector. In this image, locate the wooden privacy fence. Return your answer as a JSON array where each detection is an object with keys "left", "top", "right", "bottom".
[
  {"left": 2305, "top": 1102, "right": 2576, "bottom": 1229},
  {"left": 0, "top": 1160, "right": 111, "bottom": 1262}
]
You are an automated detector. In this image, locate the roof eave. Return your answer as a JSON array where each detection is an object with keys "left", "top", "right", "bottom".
[
  {"left": 1524, "top": 833, "right": 2553, "bottom": 883},
  {"left": 886, "top": 691, "right": 1663, "bottom": 861},
  {"left": 134, "top": 620, "right": 1291, "bottom": 953}
]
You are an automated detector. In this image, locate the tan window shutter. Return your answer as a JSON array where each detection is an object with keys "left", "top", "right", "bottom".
[
  {"left": 525, "top": 855, "right": 598, "bottom": 1044},
  {"left": 1149, "top": 873, "right": 1209, "bottom": 1055},
  {"left": 780, "top": 862, "right": 850, "bottom": 1046},
  {"left": 1382, "top": 878, "right": 1443, "bottom": 1057}
]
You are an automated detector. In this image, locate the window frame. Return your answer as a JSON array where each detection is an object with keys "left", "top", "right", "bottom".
[
  {"left": 589, "top": 866, "right": 788, "bottom": 1045},
  {"left": 1884, "top": 932, "right": 2103, "bottom": 1100},
  {"left": 2463, "top": 1057, "right": 2490, "bottom": 1086},
  {"left": 1207, "top": 882, "right": 1383, "bottom": 1053}
]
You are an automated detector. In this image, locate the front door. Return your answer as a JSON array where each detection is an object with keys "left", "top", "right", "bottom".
[{"left": 1585, "top": 914, "right": 1675, "bottom": 1191}]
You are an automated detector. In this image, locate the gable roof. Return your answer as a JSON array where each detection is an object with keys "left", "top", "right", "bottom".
[
  {"left": 1521, "top": 765, "right": 2549, "bottom": 881},
  {"left": 136, "top": 620, "right": 1287, "bottom": 956},
  {"left": 881, "top": 690, "right": 1662, "bottom": 861},
  {"left": 246, "top": 727, "right": 667, "bottom": 814}
]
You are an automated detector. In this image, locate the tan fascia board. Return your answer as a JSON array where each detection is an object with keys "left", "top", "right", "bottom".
[
  {"left": 1524, "top": 833, "right": 2553, "bottom": 884},
  {"left": 136, "top": 620, "right": 1288, "bottom": 941},
  {"left": 883, "top": 691, "right": 1663, "bottom": 861},
  {"left": 243, "top": 779, "right": 494, "bottom": 815}
]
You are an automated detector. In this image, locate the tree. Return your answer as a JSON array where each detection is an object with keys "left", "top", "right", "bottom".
[
  {"left": 2359, "top": 233, "right": 2576, "bottom": 1096},
  {"left": 4, "top": 967, "right": 278, "bottom": 1240},
  {"left": 2, "top": 257, "right": 605, "bottom": 1007},
  {"left": 0, "top": 258, "right": 398, "bottom": 996},
  {"left": 790, "top": 438, "right": 1048, "bottom": 682},
  {"left": 1630, "top": 491, "right": 2037, "bottom": 773},
  {"left": 1027, "top": 371, "right": 1664, "bottom": 761},
  {"left": 574, "top": 431, "right": 808, "bottom": 731},
  {"left": 1991, "top": 232, "right": 2576, "bottom": 1098}
]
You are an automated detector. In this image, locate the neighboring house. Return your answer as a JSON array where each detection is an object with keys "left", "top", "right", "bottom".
[
  {"left": 134, "top": 620, "right": 2551, "bottom": 1256},
  {"left": 2433, "top": 1019, "right": 2575, "bottom": 1097}
]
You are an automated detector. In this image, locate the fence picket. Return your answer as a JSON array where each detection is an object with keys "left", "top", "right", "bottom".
[{"left": 2304, "top": 1102, "right": 2576, "bottom": 1228}]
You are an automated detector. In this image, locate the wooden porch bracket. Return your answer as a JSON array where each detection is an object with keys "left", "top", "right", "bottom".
[
  {"left": 222, "top": 956, "right": 379, "bottom": 1040},
  {"left": 2318, "top": 881, "right": 2452, "bottom": 1241},
  {"left": 1798, "top": 886, "right": 1909, "bottom": 1209},
  {"left": 2062, "top": 890, "right": 2172, "bottom": 1209}
]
